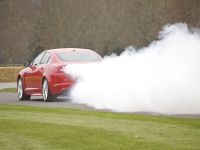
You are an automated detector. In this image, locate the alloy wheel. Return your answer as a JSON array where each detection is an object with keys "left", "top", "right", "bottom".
[
  {"left": 43, "top": 80, "right": 48, "bottom": 101},
  {"left": 17, "top": 79, "right": 23, "bottom": 99}
]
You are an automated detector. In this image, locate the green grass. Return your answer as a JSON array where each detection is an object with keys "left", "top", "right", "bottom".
[
  {"left": 0, "top": 88, "right": 16, "bottom": 93},
  {"left": 0, "top": 105, "right": 199, "bottom": 150}
]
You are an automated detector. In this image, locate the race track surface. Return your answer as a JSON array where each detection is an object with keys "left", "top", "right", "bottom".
[
  {"left": 0, "top": 82, "right": 93, "bottom": 110},
  {"left": 0, "top": 92, "right": 93, "bottom": 110},
  {"left": 0, "top": 82, "right": 16, "bottom": 89},
  {"left": 0, "top": 83, "right": 200, "bottom": 119}
]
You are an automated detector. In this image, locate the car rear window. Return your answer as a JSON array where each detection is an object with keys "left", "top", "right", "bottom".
[{"left": 57, "top": 52, "right": 100, "bottom": 62}]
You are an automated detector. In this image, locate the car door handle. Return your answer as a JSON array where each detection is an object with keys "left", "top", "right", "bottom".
[{"left": 39, "top": 68, "right": 43, "bottom": 72}]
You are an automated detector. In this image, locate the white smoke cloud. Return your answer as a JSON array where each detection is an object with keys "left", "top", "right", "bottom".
[{"left": 65, "top": 23, "right": 200, "bottom": 114}]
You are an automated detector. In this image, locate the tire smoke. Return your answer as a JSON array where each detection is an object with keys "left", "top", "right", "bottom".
[{"left": 65, "top": 23, "right": 200, "bottom": 114}]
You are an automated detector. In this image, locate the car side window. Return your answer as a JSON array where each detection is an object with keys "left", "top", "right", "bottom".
[
  {"left": 47, "top": 57, "right": 51, "bottom": 64},
  {"left": 41, "top": 52, "right": 51, "bottom": 64},
  {"left": 32, "top": 52, "right": 45, "bottom": 66}
]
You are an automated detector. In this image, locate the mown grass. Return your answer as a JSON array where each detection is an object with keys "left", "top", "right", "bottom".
[
  {"left": 0, "top": 88, "right": 16, "bottom": 93},
  {"left": 0, "top": 66, "right": 23, "bottom": 82},
  {"left": 0, "top": 105, "right": 199, "bottom": 150}
]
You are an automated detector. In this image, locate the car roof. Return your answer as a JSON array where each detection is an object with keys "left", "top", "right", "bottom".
[
  {"left": 45, "top": 48, "right": 102, "bottom": 63},
  {"left": 46, "top": 48, "right": 96, "bottom": 54}
]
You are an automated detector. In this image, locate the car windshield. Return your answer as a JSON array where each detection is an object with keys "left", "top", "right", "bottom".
[{"left": 57, "top": 52, "right": 100, "bottom": 62}]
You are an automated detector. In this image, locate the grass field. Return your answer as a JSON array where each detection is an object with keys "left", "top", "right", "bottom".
[
  {"left": 0, "top": 66, "right": 23, "bottom": 82},
  {"left": 0, "top": 105, "right": 199, "bottom": 150},
  {"left": 0, "top": 88, "right": 16, "bottom": 93}
]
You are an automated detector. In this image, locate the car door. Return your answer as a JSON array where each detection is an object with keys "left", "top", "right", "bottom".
[
  {"left": 40, "top": 52, "right": 51, "bottom": 70},
  {"left": 39, "top": 52, "right": 51, "bottom": 84},
  {"left": 24, "top": 52, "right": 45, "bottom": 94}
]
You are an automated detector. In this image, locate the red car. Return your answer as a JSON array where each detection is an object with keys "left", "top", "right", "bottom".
[{"left": 17, "top": 48, "right": 101, "bottom": 101}]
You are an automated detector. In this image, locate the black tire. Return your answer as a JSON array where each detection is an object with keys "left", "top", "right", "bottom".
[
  {"left": 42, "top": 79, "right": 57, "bottom": 102},
  {"left": 17, "top": 78, "right": 31, "bottom": 101}
]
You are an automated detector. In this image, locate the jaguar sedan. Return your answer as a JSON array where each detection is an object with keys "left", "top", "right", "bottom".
[{"left": 17, "top": 48, "right": 101, "bottom": 101}]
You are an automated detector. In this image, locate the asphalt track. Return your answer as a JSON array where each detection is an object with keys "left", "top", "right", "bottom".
[
  {"left": 0, "top": 83, "right": 200, "bottom": 118},
  {"left": 0, "top": 82, "right": 93, "bottom": 110},
  {"left": 0, "top": 92, "right": 94, "bottom": 109},
  {"left": 0, "top": 82, "right": 16, "bottom": 89}
]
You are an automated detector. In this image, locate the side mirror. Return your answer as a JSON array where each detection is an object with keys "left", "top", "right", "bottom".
[{"left": 24, "top": 61, "right": 30, "bottom": 67}]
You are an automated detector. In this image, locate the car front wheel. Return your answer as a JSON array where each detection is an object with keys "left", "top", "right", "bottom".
[
  {"left": 17, "top": 78, "right": 31, "bottom": 100},
  {"left": 42, "top": 79, "right": 57, "bottom": 102}
]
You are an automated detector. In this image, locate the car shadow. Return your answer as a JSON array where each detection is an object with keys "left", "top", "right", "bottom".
[{"left": 30, "top": 96, "right": 71, "bottom": 102}]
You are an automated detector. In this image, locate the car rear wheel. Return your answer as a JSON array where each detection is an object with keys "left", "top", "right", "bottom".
[
  {"left": 42, "top": 79, "right": 57, "bottom": 102},
  {"left": 17, "top": 78, "right": 31, "bottom": 100}
]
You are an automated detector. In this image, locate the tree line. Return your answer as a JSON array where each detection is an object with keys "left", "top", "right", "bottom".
[{"left": 0, "top": 0, "right": 200, "bottom": 64}]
